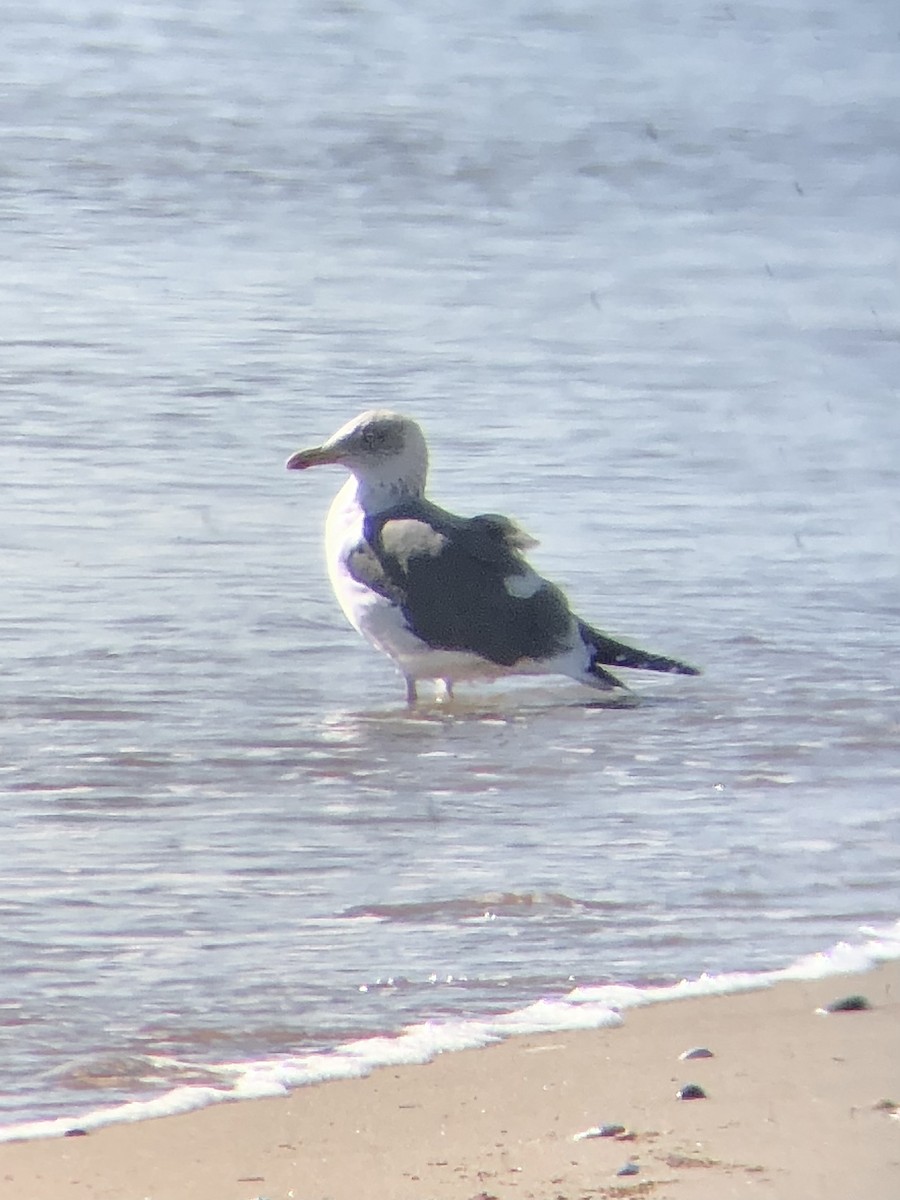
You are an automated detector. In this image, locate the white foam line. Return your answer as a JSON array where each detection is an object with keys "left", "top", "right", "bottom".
[{"left": 2, "top": 919, "right": 898, "bottom": 1144}]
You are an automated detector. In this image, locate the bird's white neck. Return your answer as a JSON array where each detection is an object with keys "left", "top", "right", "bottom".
[{"left": 350, "top": 463, "right": 427, "bottom": 514}]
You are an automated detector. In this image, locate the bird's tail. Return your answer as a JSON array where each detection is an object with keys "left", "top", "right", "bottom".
[{"left": 579, "top": 621, "right": 701, "bottom": 684}]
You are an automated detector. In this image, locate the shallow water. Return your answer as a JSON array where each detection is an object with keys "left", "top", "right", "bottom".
[{"left": 1, "top": 0, "right": 898, "bottom": 1130}]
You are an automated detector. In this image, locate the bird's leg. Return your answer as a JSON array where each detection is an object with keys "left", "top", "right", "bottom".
[{"left": 405, "top": 676, "right": 419, "bottom": 706}]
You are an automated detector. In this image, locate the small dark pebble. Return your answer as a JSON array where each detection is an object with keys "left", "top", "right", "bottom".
[
  {"left": 616, "top": 1162, "right": 640, "bottom": 1177},
  {"left": 676, "top": 1083, "right": 707, "bottom": 1101},
  {"left": 597, "top": 1123, "right": 627, "bottom": 1137},
  {"left": 824, "top": 994, "right": 871, "bottom": 1013},
  {"left": 64, "top": 1128, "right": 88, "bottom": 1137},
  {"left": 679, "top": 1046, "right": 714, "bottom": 1060}
]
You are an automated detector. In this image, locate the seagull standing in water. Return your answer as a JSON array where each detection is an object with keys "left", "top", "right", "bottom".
[{"left": 286, "top": 410, "right": 699, "bottom": 705}]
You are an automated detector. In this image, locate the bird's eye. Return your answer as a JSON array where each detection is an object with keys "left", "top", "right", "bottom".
[{"left": 361, "top": 428, "right": 380, "bottom": 449}]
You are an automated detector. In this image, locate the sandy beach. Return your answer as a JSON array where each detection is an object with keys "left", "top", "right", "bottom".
[{"left": 4, "top": 961, "right": 898, "bottom": 1200}]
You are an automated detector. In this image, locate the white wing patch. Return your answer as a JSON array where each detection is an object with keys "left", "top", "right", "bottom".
[
  {"left": 380, "top": 519, "right": 449, "bottom": 571},
  {"left": 503, "top": 568, "right": 544, "bottom": 600}
]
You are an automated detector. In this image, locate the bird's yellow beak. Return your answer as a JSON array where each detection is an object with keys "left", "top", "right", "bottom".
[{"left": 285, "top": 444, "right": 343, "bottom": 470}]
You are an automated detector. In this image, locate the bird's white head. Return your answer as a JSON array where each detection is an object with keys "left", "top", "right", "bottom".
[{"left": 286, "top": 410, "right": 429, "bottom": 510}]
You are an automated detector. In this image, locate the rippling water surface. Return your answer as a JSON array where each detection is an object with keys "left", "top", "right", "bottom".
[{"left": 1, "top": 0, "right": 898, "bottom": 1128}]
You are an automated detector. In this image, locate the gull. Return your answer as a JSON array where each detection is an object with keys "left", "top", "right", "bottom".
[{"left": 286, "top": 410, "right": 699, "bottom": 705}]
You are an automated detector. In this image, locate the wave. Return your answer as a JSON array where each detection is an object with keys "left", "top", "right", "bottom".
[
  {"left": 3, "top": 918, "right": 898, "bottom": 1144},
  {"left": 339, "top": 890, "right": 623, "bottom": 922}
]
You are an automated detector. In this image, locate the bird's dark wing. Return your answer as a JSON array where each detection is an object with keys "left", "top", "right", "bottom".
[
  {"left": 579, "top": 620, "right": 701, "bottom": 676},
  {"left": 346, "top": 503, "right": 573, "bottom": 667}
]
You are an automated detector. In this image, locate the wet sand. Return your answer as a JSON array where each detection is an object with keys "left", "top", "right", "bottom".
[{"left": 4, "top": 961, "right": 898, "bottom": 1199}]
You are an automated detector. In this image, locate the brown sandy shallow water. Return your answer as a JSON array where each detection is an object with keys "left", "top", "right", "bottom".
[{"left": 4, "top": 960, "right": 898, "bottom": 1200}]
